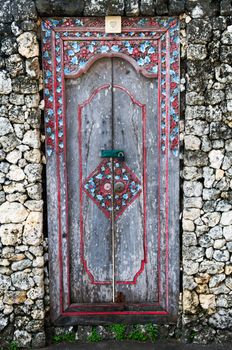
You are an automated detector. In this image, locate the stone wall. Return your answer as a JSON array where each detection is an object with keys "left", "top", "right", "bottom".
[
  {"left": 0, "top": 0, "right": 231, "bottom": 348},
  {"left": 0, "top": 0, "right": 45, "bottom": 348},
  {"left": 181, "top": 6, "right": 232, "bottom": 342}
]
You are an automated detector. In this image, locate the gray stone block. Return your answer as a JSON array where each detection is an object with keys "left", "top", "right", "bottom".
[{"left": 36, "top": 0, "right": 84, "bottom": 16}]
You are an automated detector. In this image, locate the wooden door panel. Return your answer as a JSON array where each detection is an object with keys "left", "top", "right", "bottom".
[
  {"left": 113, "top": 58, "right": 159, "bottom": 302},
  {"left": 66, "top": 57, "right": 160, "bottom": 304},
  {"left": 66, "top": 59, "right": 113, "bottom": 303}
]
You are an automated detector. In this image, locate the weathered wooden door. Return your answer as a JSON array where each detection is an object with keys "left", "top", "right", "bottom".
[
  {"left": 66, "top": 57, "right": 158, "bottom": 305},
  {"left": 42, "top": 17, "right": 180, "bottom": 324}
]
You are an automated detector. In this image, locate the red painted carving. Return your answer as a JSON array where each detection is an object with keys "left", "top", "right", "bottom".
[{"left": 78, "top": 84, "right": 147, "bottom": 285}]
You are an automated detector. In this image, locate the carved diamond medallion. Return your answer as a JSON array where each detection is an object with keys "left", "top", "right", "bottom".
[{"left": 83, "top": 159, "right": 142, "bottom": 219}]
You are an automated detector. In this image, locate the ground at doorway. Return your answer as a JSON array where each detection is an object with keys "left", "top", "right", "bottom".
[{"left": 41, "top": 340, "right": 232, "bottom": 350}]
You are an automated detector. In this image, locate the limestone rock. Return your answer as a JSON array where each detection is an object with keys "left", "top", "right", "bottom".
[
  {"left": 185, "top": 120, "right": 209, "bottom": 136},
  {"left": 23, "top": 211, "right": 43, "bottom": 246},
  {"left": 0, "top": 224, "right": 23, "bottom": 245},
  {"left": 0, "top": 274, "right": 11, "bottom": 289},
  {"left": 202, "top": 212, "right": 221, "bottom": 227},
  {"left": 183, "top": 290, "right": 199, "bottom": 314},
  {"left": 182, "top": 167, "right": 203, "bottom": 181},
  {"left": 0, "top": 316, "right": 8, "bottom": 331},
  {"left": 203, "top": 167, "right": 215, "bottom": 188},
  {"left": 6, "top": 149, "right": 22, "bottom": 164},
  {"left": 26, "top": 183, "right": 42, "bottom": 200},
  {"left": 209, "top": 150, "right": 224, "bottom": 169},
  {"left": 11, "top": 271, "right": 34, "bottom": 290},
  {"left": 24, "top": 200, "right": 43, "bottom": 211},
  {"left": 206, "top": 247, "right": 213, "bottom": 259},
  {"left": 215, "top": 169, "right": 225, "bottom": 180},
  {"left": 11, "top": 0, "right": 37, "bottom": 20},
  {"left": 11, "top": 259, "right": 32, "bottom": 271},
  {"left": 24, "top": 149, "right": 41, "bottom": 164},
  {"left": 183, "top": 181, "right": 203, "bottom": 197},
  {"left": 24, "top": 164, "right": 42, "bottom": 183},
  {"left": 17, "top": 32, "right": 39, "bottom": 58},
  {"left": 32, "top": 256, "right": 44, "bottom": 267},
  {"left": 0, "top": 118, "right": 13, "bottom": 137},
  {"left": 203, "top": 189, "right": 220, "bottom": 201},
  {"left": 183, "top": 208, "right": 201, "bottom": 221},
  {"left": 184, "top": 135, "right": 201, "bottom": 150},
  {"left": 0, "top": 202, "right": 28, "bottom": 224},
  {"left": 225, "top": 277, "right": 232, "bottom": 290},
  {"left": 36, "top": 0, "right": 84, "bottom": 16},
  {"left": 215, "top": 64, "right": 232, "bottom": 84},
  {"left": 27, "top": 287, "right": 44, "bottom": 300},
  {"left": 184, "top": 260, "right": 199, "bottom": 275},
  {"left": 199, "top": 260, "right": 224, "bottom": 274},
  {"left": 5, "top": 54, "right": 24, "bottom": 78},
  {"left": 182, "top": 219, "right": 194, "bottom": 232},
  {"left": 226, "top": 241, "right": 232, "bottom": 253},
  {"left": 14, "top": 330, "right": 32, "bottom": 348},
  {"left": 185, "top": 105, "right": 206, "bottom": 120},
  {"left": 0, "top": 133, "right": 19, "bottom": 152},
  {"left": 209, "top": 274, "right": 226, "bottom": 288},
  {"left": 125, "top": 0, "right": 139, "bottom": 15},
  {"left": 23, "top": 130, "right": 41, "bottom": 148},
  {"left": 184, "top": 197, "right": 203, "bottom": 209},
  {"left": 26, "top": 57, "right": 40, "bottom": 77},
  {"left": 184, "top": 151, "right": 208, "bottom": 167},
  {"left": 0, "top": 71, "right": 12, "bottom": 95},
  {"left": 183, "top": 275, "right": 197, "bottom": 290},
  {"left": 225, "top": 265, "right": 232, "bottom": 275},
  {"left": 213, "top": 250, "right": 230, "bottom": 262},
  {"left": 221, "top": 211, "right": 232, "bottom": 226},
  {"left": 225, "top": 140, "right": 232, "bottom": 152},
  {"left": 9, "top": 105, "right": 26, "bottom": 123},
  {"left": 187, "top": 44, "right": 207, "bottom": 60},
  {"left": 3, "top": 182, "right": 25, "bottom": 194},
  {"left": 25, "top": 93, "right": 40, "bottom": 108},
  {"left": 1, "top": 37, "right": 17, "bottom": 56},
  {"left": 3, "top": 291, "right": 27, "bottom": 305},
  {"left": 188, "top": 19, "right": 212, "bottom": 44},
  {"left": 220, "top": 0, "right": 232, "bottom": 15},
  {"left": 31, "top": 309, "right": 45, "bottom": 320},
  {"left": 223, "top": 226, "right": 232, "bottom": 241},
  {"left": 12, "top": 76, "right": 38, "bottom": 94},
  {"left": 199, "top": 294, "right": 216, "bottom": 310},
  {"left": 0, "top": 0, "right": 12, "bottom": 22},
  {"left": 7, "top": 165, "right": 25, "bottom": 181},
  {"left": 205, "top": 89, "right": 225, "bottom": 105},
  {"left": 198, "top": 234, "right": 213, "bottom": 248},
  {"left": 214, "top": 239, "right": 226, "bottom": 249},
  {"left": 140, "top": 0, "right": 155, "bottom": 15},
  {"left": 31, "top": 331, "right": 46, "bottom": 348},
  {"left": 221, "top": 26, "right": 232, "bottom": 45}
]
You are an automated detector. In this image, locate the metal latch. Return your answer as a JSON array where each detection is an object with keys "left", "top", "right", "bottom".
[{"left": 101, "top": 149, "right": 125, "bottom": 160}]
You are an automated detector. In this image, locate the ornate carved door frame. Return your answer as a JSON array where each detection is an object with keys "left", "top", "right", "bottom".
[{"left": 42, "top": 17, "right": 180, "bottom": 325}]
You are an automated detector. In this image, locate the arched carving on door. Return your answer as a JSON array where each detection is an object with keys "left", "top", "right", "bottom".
[{"left": 42, "top": 17, "right": 180, "bottom": 157}]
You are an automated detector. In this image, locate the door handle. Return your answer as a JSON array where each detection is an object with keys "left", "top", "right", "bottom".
[
  {"left": 114, "top": 181, "right": 125, "bottom": 193},
  {"left": 100, "top": 149, "right": 125, "bottom": 160}
]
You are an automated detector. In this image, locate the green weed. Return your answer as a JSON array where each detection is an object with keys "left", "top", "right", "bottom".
[
  {"left": 9, "top": 342, "right": 19, "bottom": 350},
  {"left": 128, "top": 326, "right": 148, "bottom": 342},
  {"left": 188, "top": 330, "right": 196, "bottom": 343},
  {"left": 87, "top": 328, "right": 102, "bottom": 343},
  {"left": 110, "top": 324, "right": 126, "bottom": 340},
  {"left": 52, "top": 332, "right": 76, "bottom": 343},
  {"left": 145, "top": 323, "right": 158, "bottom": 342}
]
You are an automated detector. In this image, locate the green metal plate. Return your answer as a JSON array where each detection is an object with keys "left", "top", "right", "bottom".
[{"left": 101, "top": 149, "right": 125, "bottom": 159}]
